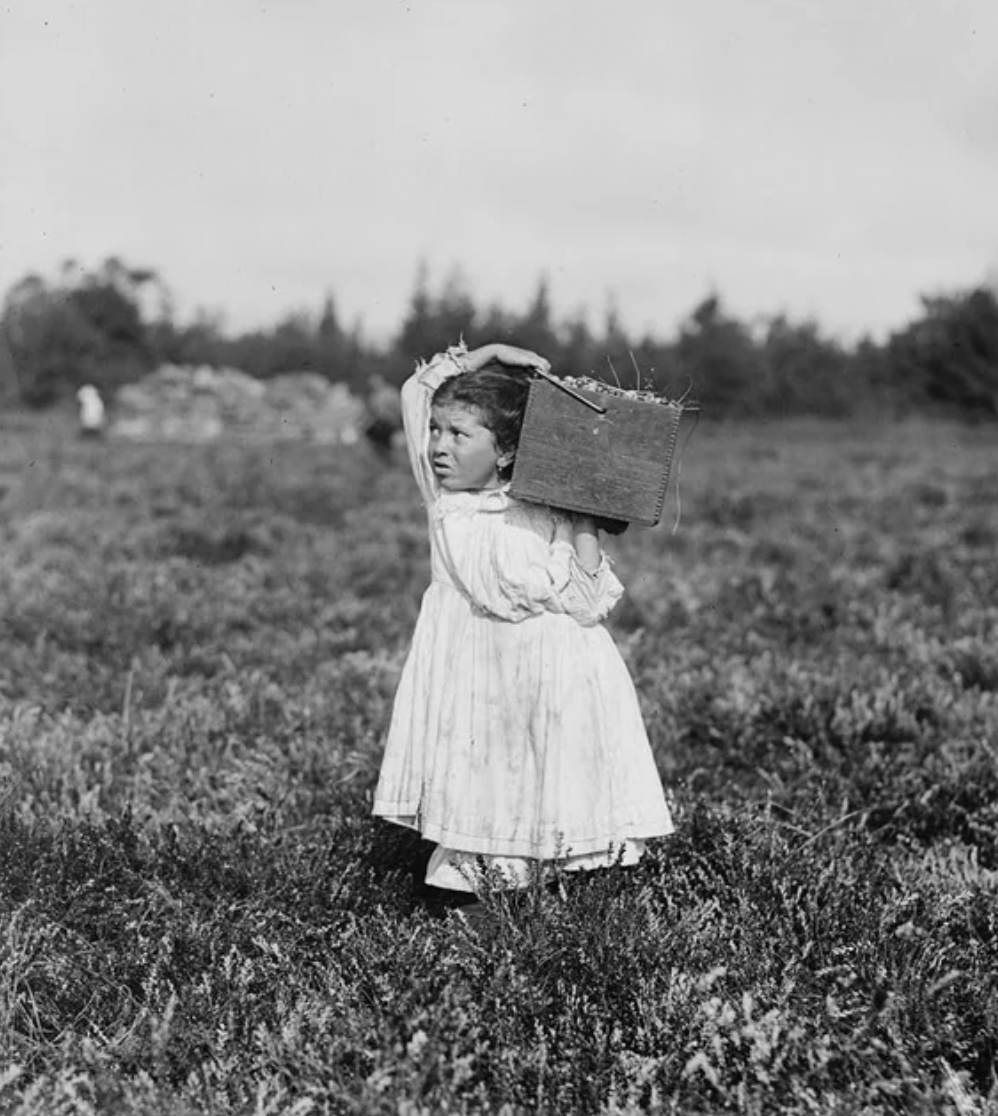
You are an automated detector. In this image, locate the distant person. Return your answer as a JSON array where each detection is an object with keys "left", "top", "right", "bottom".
[
  {"left": 372, "top": 341, "right": 673, "bottom": 922},
  {"left": 76, "top": 385, "right": 106, "bottom": 438},
  {"left": 363, "top": 373, "right": 402, "bottom": 459}
]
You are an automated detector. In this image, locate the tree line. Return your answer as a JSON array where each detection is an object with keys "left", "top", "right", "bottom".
[{"left": 1, "top": 256, "right": 996, "bottom": 420}]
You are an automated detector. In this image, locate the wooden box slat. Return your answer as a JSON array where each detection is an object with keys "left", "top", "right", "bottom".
[{"left": 510, "top": 379, "right": 685, "bottom": 526}]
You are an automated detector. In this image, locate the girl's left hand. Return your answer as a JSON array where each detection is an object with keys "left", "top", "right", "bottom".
[{"left": 571, "top": 514, "right": 602, "bottom": 573}]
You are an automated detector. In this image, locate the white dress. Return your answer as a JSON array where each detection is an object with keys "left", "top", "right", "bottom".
[{"left": 372, "top": 348, "right": 674, "bottom": 891}]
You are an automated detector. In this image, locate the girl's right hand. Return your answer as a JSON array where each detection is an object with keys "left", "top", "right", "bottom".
[
  {"left": 464, "top": 343, "right": 550, "bottom": 376},
  {"left": 494, "top": 345, "right": 551, "bottom": 375}
]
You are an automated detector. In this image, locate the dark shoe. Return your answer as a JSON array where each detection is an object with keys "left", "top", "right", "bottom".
[
  {"left": 416, "top": 883, "right": 480, "bottom": 920},
  {"left": 450, "top": 900, "right": 489, "bottom": 930}
]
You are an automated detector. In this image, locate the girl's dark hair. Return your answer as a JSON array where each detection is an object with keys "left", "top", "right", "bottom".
[{"left": 432, "top": 363, "right": 530, "bottom": 480}]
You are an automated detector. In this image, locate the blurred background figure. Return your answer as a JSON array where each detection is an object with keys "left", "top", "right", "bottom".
[
  {"left": 76, "top": 384, "right": 106, "bottom": 439},
  {"left": 364, "top": 373, "right": 402, "bottom": 460}
]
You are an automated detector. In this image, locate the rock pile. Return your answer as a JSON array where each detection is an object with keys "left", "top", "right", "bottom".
[{"left": 112, "top": 365, "right": 364, "bottom": 444}]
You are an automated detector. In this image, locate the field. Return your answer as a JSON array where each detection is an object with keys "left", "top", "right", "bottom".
[{"left": 0, "top": 410, "right": 996, "bottom": 1115}]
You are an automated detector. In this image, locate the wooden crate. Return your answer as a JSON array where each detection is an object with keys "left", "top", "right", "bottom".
[{"left": 510, "top": 378, "right": 687, "bottom": 527}]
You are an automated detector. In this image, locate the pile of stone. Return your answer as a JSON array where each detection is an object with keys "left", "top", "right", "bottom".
[{"left": 112, "top": 364, "right": 364, "bottom": 444}]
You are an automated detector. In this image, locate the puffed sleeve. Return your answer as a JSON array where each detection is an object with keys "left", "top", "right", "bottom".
[
  {"left": 400, "top": 343, "right": 467, "bottom": 505},
  {"left": 441, "top": 507, "right": 624, "bottom": 627}
]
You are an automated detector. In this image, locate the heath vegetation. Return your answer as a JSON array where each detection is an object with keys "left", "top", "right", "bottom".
[{"left": 1, "top": 410, "right": 996, "bottom": 1114}]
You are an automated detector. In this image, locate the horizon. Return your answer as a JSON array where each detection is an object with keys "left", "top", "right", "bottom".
[{"left": 9, "top": 253, "right": 996, "bottom": 351}]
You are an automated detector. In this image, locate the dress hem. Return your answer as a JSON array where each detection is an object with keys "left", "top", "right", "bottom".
[{"left": 372, "top": 802, "right": 675, "bottom": 860}]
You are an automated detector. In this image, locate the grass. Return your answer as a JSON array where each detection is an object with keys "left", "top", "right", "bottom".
[{"left": 0, "top": 411, "right": 996, "bottom": 1113}]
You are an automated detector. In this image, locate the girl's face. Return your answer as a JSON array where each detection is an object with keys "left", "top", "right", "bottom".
[{"left": 429, "top": 403, "right": 508, "bottom": 491}]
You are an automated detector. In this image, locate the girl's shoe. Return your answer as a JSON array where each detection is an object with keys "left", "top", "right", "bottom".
[
  {"left": 416, "top": 883, "right": 480, "bottom": 920},
  {"left": 450, "top": 900, "right": 489, "bottom": 930}
]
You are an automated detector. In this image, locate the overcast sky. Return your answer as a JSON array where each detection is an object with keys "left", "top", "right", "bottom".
[{"left": 2, "top": 0, "right": 996, "bottom": 344}]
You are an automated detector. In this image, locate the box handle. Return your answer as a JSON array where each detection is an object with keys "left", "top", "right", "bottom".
[{"left": 532, "top": 366, "right": 608, "bottom": 414}]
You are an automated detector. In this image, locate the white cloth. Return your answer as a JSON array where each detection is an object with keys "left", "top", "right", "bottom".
[
  {"left": 77, "top": 386, "right": 105, "bottom": 430},
  {"left": 372, "top": 347, "right": 673, "bottom": 884},
  {"left": 424, "top": 840, "right": 648, "bottom": 894}
]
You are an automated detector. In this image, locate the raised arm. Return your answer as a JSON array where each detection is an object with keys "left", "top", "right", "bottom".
[{"left": 400, "top": 344, "right": 466, "bottom": 504}]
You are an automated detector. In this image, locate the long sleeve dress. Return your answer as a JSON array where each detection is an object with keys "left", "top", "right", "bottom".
[{"left": 372, "top": 347, "right": 674, "bottom": 891}]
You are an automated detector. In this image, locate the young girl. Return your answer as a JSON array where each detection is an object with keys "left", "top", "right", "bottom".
[{"left": 372, "top": 341, "right": 673, "bottom": 899}]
